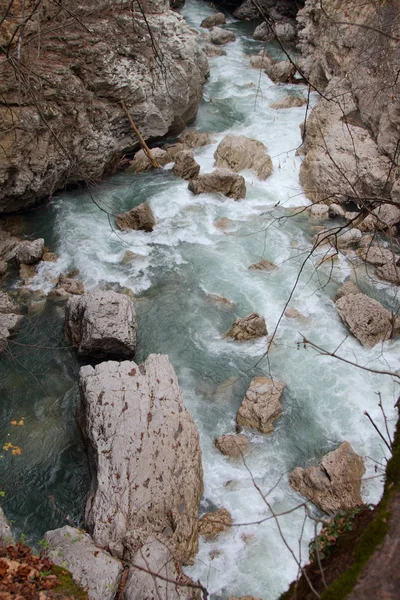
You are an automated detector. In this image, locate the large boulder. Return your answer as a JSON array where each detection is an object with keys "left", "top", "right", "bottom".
[
  {"left": 236, "top": 376, "right": 285, "bottom": 433},
  {"left": 79, "top": 355, "right": 203, "bottom": 564},
  {"left": 43, "top": 526, "right": 123, "bottom": 600},
  {"left": 209, "top": 26, "right": 236, "bottom": 45},
  {"left": 214, "top": 135, "right": 273, "bottom": 180},
  {"left": 0, "top": 508, "right": 14, "bottom": 545},
  {"left": 265, "top": 60, "right": 296, "bottom": 83},
  {"left": 225, "top": 313, "right": 267, "bottom": 341},
  {"left": 115, "top": 202, "right": 156, "bottom": 232},
  {"left": 200, "top": 12, "right": 226, "bottom": 28},
  {"left": 172, "top": 150, "right": 201, "bottom": 181},
  {"left": 335, "top": 292, "right": 400, "bottom": 347},
  {"left": 198, "top": 508, "right": 232, "bottom": 539},
  {"left": 253, "top": 21, "right": 297, "bottom": 43},
  {"left": 204, "top": 44, "right": 227, "bottom": 58},
  {"left": 215, "top": 434, "right": 249, "bottom": 458},
  {"left": 65, "top": 290, "right": 137, "bottom": 359},
  {"left": 15, "top": 238, "right": 44, "bottom": 264},
  {"left": 250, "top": 53, "right": 275, "bottom": 71},
  {"left": 188, "top": 169, "right": 246, "bottom": 200},
  {"left": 289, "top": 442, "right": 365, "bottom": 514},
  {"left": 178, "top": 129, "right": 214, "bottom": 148},
  {"left": 127, "top": 148, "right": 171, "bottom": 173}
]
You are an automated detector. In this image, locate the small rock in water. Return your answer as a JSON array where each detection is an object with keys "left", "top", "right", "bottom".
[
  {"left": 225, "top": 313, "right": 267, "bottom": 340},
  {"left": 178, "top": 129, "right": 214, "bottom": 148},
  {"left": 19, "top": 263, "right": 36, "bottom": 282},
  {"left": 115, "top": 202, "right": 156, "bottom": 232},
  {"left": 209, "top": 26, "right": 236, "bottom": 45},
  {"left": 15, "top": 238, "right": 44, "bottom": 264},
  {"left": 189, "top": 169, "right": 246, "bottom": 200},
  {"left": 270, "top": 95, "right": 307, "bottom": 109},
  {"left": 248, "top": 259, "right": 276, "bottom": 271},
  {"left": 120, "top": 250, "right": 139, "bottom": 265},
  {"left": 284, "top": 307, "right": 308, "bottom": 321},
  {"left": 205, "top": 293, "right": 236, "bottom": 308},
  {"left": 204, "top": 44, "right": 227, "bottom": 57},
  {"left": 42, "top": 252, "right": 58, "bottom": 262},
  {"left": 200, "top": 12, "right": 226, "bottom": 29},
  {"left": 59, "top": 275, "right": 84, "bottom": 295},
  {"left": 214, "top": 134, "right": 273, "bottom": 180},
  {"left": 214, "top": 217, "right": 235, "bottom": 232},
  {"left": 237, "top": 376, "right": 285, "bottom": 433},
  {"left": 172, "top": 149, "right": 200, "bottom": 181},
  {"left": 215, "top": 434, "right": 249, "bottom": 457},
  {"left": 199, "top": 508, "right": 232, "bottom": 539}
]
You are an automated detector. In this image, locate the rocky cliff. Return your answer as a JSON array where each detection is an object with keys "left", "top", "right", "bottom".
[{"left": 0, "top": 0, "right": 208, "bottom": 213}]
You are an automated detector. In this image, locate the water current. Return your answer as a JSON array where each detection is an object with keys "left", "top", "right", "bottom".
[{"left": 1, "top": 1, "right": 400, "bottom": 597}]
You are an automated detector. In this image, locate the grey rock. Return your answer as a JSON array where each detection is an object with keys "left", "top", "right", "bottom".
[
  {"left": 188, "top": 169, "right": 246, "bottom": 200},
  {"left": 0, "top": 292, "right": 22, "bottom": 354},
  {"left": 115, "top": 202, "right": 156, "bottom": 232},
  {"left": 225, "top": 313, "right": 267, "bottom": 340},
  {"left": 203, "top": 44, "right": 227, "bottom": 58},
  {"left": 248, "top": 259, "right": 276, "bottom": 271},
  {"left": 265, "top": 60, "right": 296, "bottom": 83},
  {"left": 200, "top": 12, "right": 226, "bottom": 29},
  {"left": 58, "top": 276, "right": 84, "bottom": 295},
  {"left": 127, "top": 148, "right": 171, "bottom": 173},
  {"left": 209, "top": 26, "right": 236, "bottom": 45},
  {"left": 172, "top": 150, "right": 201, "bottom": 181},
  {"left": 198, "top": 508, "right": 232, "bottom": 539},
  {"left": 253, "top": 21, "right": 297, "bottom": 42},
  {"left": 214, "top": 134, "right": 273, "bottom": 180},
  {"left": 215, "top": 434, "right": 249, "bottom": 458},
  {"left": 270, "top": 95, "right": 307, "bottom": 109},
  {"left": 250, "top": 53, "right": 275, "bottom": 71},
  {"left": 0, "top": 507, "right": 14, "bottom": 545},
  {"left": 333, "top": 281, "right": 360, "bottom": 302},
  {"left": 237, "top": 376, "right": 285, "bottom": 433},
  {"left": 15, "top": 238, "right": 44, "bottom": 264},
  {"left": 178, "top": 129, "right": 214, "bottom": 148},
  {"left": 65, "top": 290, "right": 137, "bottom": 359}
]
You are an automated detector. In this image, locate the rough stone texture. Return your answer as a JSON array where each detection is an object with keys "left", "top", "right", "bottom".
[
  {"left": 333, "top": 281, "right": 360, "bottom": 303},
  {"left": 233, "top": 0, "right": 302, "bottom": 21},
  {"left": 237, "top": 376, "right": 285, "bottom": 433},
  {"left": 79, "top": 355, "right": 203, "bottom": 564},
  {"left": 289, "top": 442, "right": 365, "bottom": 514},
  {"left": 270, "top": 95, "right": 307, "bottom": 109},
  {"left": 19, "top": 263, "right": 36, "bottom": 283},
  {"left": 198, "top": 509, "right": 232, "bottom": 539},
  {"left": 65, "top": 290, "right": 137, "bottom": 359},
  {"left": 359, "top": 246, "right": 399, "bottom": 267},
  {"left": 264, "top": 60, "right": 296, "bottom": 83},
  {"left": 178, "top": 129, "right": 214, "bottom": 148},
  {"left": 15, "top": 239, "right": 44, "bottom": 265},
  {"left": 0, "top": 0, "right": 209, "bottom": 213},
  {"left": 58, "top": 276, "right": 84, "bottom": 295},
  {"left": 214, "top": 135, "right": 273, "bottom": 180},
  {"left": 376, "top": 262, "right": 400, "bottom": 285},
  {"left": 0, "top": 230, "right": 20, "bottom": 263},
  {"left": 285, "top": 307, "right": 308, "bottom": 321},
  {"left": 248, "top": 259, "right": 276, "bottom": 271},
  {"left": 250, "top": 53, "right": 276, "bottom": 71},
  {"left": 42, "top": 252, "right": 58, "bottom": 262},
  {"left": 188, "top": 169, "right": 246, "bottom": 200},
  {"left": 308, "top": 204, "right": 329, "bottom": 220},
  {"left": 336, "top": 292, "right": 400, "bottom": 347},
  {"left": 209, "top": 26, "right": 236, "bottom": 45},
  {"left": 200, "top": 12, "right": 226, "bottom": 28},
  {"left": 357, "top": 204, "right": 400, "bottom": 233},
  {"left": 172, "top": 150, "right": 201, "bottom": 180},
  {"left": 226, "top": 313, "right": 267, "bottom": 340},
  {"left": 0, "top": 508, "right": 14, "bottom": 545},
  {"left": 204, "top": 44, "right": 227, "bottom": 58},
  {"left": 215, "top": 434, "right": 249, "bottom": 458},
  {"left": 122, "top": 537, "right": 201, "bottom": 600},
  {"left": 0, "top": 292, "right": 22, "bottom": 354},
  {"left": 328, "top": 203, "right": 346, "bottom": 218},
  {"left": 314, "top": 227, "right": 362, "bottom": 249},
  {"left": 43, "top": 526, "right": 123, "bottom": 600},
  {"left": 115, "top": 202, "right": 156, "bottom": 232},
  {"left": 127, "top": 148, "right": 171, "bottom": 173},
  {"left": 253, "top": 20, "right": 297, "bottom": 42}
]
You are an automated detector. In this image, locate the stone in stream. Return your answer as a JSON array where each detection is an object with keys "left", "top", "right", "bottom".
[
  {"left": 79, "top": 354, "right": 203, "bottom": 565},
  {"left": 209, "top": 26, "right": 236, "bottom": 45},
  {"left": 236, "top": 376, "right": 285, "bottom": 433},
  {"left": 15, "top": 238, "right": 44, "bottom": 264},
  {"left": 253, "top": 21, "right": 297, "bottom": 43},
  {"left": 270, "top": 95, "right": 307, "bottom": 109},
  {"left": 204, "top": 44, "right": 227, "bottom": 58},
  {"left": 248, "top": 259, "right": 276, "bottom": 271},
  {"left": 198, "top": 508, "right": 232, "bottom": 539},
  {"left": 188, "top": 169, "right": 246, "bottom": 200},
  {"left": 65, "top": 290, "right": 137, "bottom": 359},
  {"left": 225, "top": 313, "right": 267, "bottom": 340},
  {"left": 172, "top": 149, "right": 201, "bottom": 181},
  {"left": 228, "top": 597, "right": 262, "bottom": 600},
  {"left": 289, "top": 442, "right": 365, "bottom": 514},
  {"left": 264, "top": 60, "right": 296, "bottom": 83},
  {"left": 127, "top": 147, "right": 171, "bottom": 173},
  {"left": 178, "top": 129, "right": 214, "bottom": 148},
  {"left": 115, "top": 202, "right": 156, "bottom": 232},
  {"left": 0, "top": 291, "right": 23, "bottom": 354},
  {"left": 200, "top": 12, "right": 226, "bottom": 28},
  {"left": 215, "top": 434, "right": 249, "bottom": 457},
  {"left": 214, "top": 134, "right": 273, "bottom": 180},
  {"left": 250, "top": 53, "right": 275, "bottom": 71}
]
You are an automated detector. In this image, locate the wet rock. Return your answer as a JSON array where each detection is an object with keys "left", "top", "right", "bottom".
[
  {"left": 215, "top": 434, "right": 249, "bottom": 458},
  {"left": 309, "top": 204, "right": 329, "bottom": 220},
  {"left": 265, "top": 60, "right": 296, "bottom": 83},
  {"left": 172, "top": 150, "right": 201, "bottom": 181},
  {"left": 48, "top": 287, "right": 72, "bottom": 302},
  {"left": 357, "top": 203, "right": 400, "bottom": 233},
  {"left": 120, "top": 250, "right": 139, "bottom": 265},
  {"left": 204, "top": 44, "right": 227, "bottom": 58},
  {"left": 0, "top": 291, "right": 22, "bottom": 353},
  {"left": 163, "top": 142, "right": 188, "bottom": 160},
  {"left": 199, "top": 508, "right": 232, "bottom": 539},
  {"left": 200, "top": 12, "right": 226, "bottom": 28},
  {"left": 334, "top": 281, "right": 360, "bottom": 302},
  {"left": 43, "top": 526, "right": 123, "bottom": 600},
  {"left": 289, "top": 442, "right": 365, "bottom": 514},
  {"left": 115, "top": 202, "right": 156, "bottom": 232},
  {"left": 329, "top": 204, "right": 346, "bottom": 218},
  {"left": 214, "top": 217, "right": 235, "bottom": 231},
  {"left": 206, "top": 293, "right": 236, "bottom": 308},
  {"left": 226, "top": 313, "right": 267, "bottom": 341},
  {"left": 253, "top": 21, "right": 297, "bottom": 42},
  {"left": 248, "top": 259, "right": 276, "bottom": 271},
  {"left": 214, "top": 134, "right": 273, "bottom": 180},
  {"left": 79, "top": 355, "right": 203, "bottom": 564},
  {"left": 65, "top": 290, "right": 137, "bottom": 359},
  {"left": 228, "top": 596, "right": 262, "bottom": 600},
  {"left": 0, "top": 508, "right": 14, "bottom": 545},
  {"left": 209, "top": 26, "right": 236, "bottom": 45},
  {"left": 314, "top": 227, "right": 362, "bottom": 249},
  {"left": 42, "top": 252, "right": 58, "bottom": 262},
  {"left": 19, "top": 263, "right": 36, "bottom": 283},
  {"left": 285, "top": 307, "right": 308, "bottom": 321},
  {"left": 15, "top": 238, "right": 44, "bottom": 264},
  {"left": 0, "top": 230, "right": 20, "bottom": 262},
  {"left": 127, "top": 148, "right": 170, "bottom": 173},
  {"left": 0, "top": 260, "right": 7, "bottom": 275},
  {"left": 58, "top": 276, "right": 84, "bottom": 295},
  {"left": 237, "top": 376, "right": 285, "bottom": 433},
  {"left": 375, "top": 262, "right": 400, "bottom": 285},
  {"left": 188, "top": 169, "right": 246, "bottom": 200},
  {"left": 270, "top": 95, "right": 307, "bottom": 109},
  {"left": 336, "top": 292, "right": 400, "bottom": 347},
  {"left": 358, "top": 246, "right": 397, "bottom": 266},
  {"left": 178, "top": 129, "right": 214, "bottom": 148},
  {"left": 250, "top": 53, "right": 275, "bottom": 71}
]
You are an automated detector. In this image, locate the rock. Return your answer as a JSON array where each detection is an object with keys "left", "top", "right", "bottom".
[
  {"left": 375, "top": 262, "right": 400, "bottom": 285},
  {"left": 43, "top": 526, "right": 123, "bottom": 600},
  {"left": 228, "top": 597, "right": 262, "bottom": 600},
  {"left": 248, "top": 259, "right": 276, "bottom": 271},
  {"left": 19, "top": 263, "right": 36, "bottom": 282},
  {"left": 309, "top": 204, "right": 329, "bottom": 220},
  {"left": 209, "top": 26, "right": 236, "bottom": 45},
  {"left": 334, "top": 281, "right": 360, "bottom": 302},
  {"left": 285, "top": 307, "right": 308, "bottom": 321},
  {"left": 198, "top": 509, "right": 232, "bottom": 539},
  {"left": 188, "top": 169, "right": 246, "bottom": 200},
  {"left": 0, "top": 508, "right": 14, "bottom": 545},
  {"left": 328, "top": 204, "right": 346, "bottom": 218},
  {"left": 314, "top": 227, "right": 362, "bottom": 249},
  {"left": 289, "top": 442, "right": 365, "bottom": 514},
  {"left": 265, "top": 60, "right": 296, "bottom": 83},
  {"left": 15, "top": 238, "right": 44, "bottom": 264},
  {"left": 48, "top": 287, "right": 72, "bottom": 302},
  {"left": 357, "top": 204, "right": 400, "bottom": 233},
  {"left": 204, "top": 44, "right": 227, "bottom": 58},
  {"left": 0, "top": 260, "right": 7, "bottom": 275},
  {"left": 0, "top": 230, "right": 20, "bottom": 262},
  {"left": 0, "top": 291, "right": 22, "bottom": 353},
  {"left": 214, "top": 217, "right": 235, "bottom": 231},
  {"left": 253, "top": 20, "right": 297, "bottom": 42},
  {"left": 250, "top": 53, "right": 275, "bottom": 71},
  {"left": 120, "top": 250, "right": 139, "bottom": 265},
  {"left": 200, "top": 13, "right": 226, "bottom": 28},
  {"left": 205, "top": 293, "right": 236, "bottom": 308},
  {"left": 58, "top": 276, "right": 84, "bottom": 295},
  {"left": 115, "top": 202, "right": 156, "bottom": 232},
  {"left": 316, "top": 252, "right": 339, "bottom": 267},
  {"left": 79, "top": 355, "right": 203, "bottom": 564},
  {"left": 172, "top": 150, "right": 201, "bottom": 181},
  {"left": 214, "top": 135, "right": 273, "bottom": 180},
  {"left": 226, "top": 313, "right": 267, "bottom": 341},
  {"left": 163, "top": 142, "right": 188, "bottom": 160},
  {"left": 42, "top": 252, "right": 58, "bottom": 262},
  {"left": 65, "top": 290, "right": 137, "bottom": 359},
  {"left": 215, "top": 434, "right": 249, "bottom": 458},
  {"left": 336, "top": 292, "right": 400, "bottom": 347},
  {"left": 127, "top": 148, "right": 170, "bottom": 173},
  {"left": 358, "top": 246, "right": 398, "bottom": 266},
  {"left": 178, "top": 129, "right": 214, "bottom": 148},
  {"left": 270, "top": 95, "right": 307, "bottom": 109},
  {"left": 236, "top": 376, "right": 285, "bottom": 434}
]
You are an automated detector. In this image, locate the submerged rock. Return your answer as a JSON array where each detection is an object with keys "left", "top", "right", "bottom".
[
  {"left": 215, "top": 434, "right": 249, "bottom": 458},
  {"left": 115, "top": 202, "right": 156, "bottom": 232},
  {"left": 199, "top": 508, "right": 232, "bottom": 539},
  {"left": 15, "top": 238, "right": 44, "bottom": 264},
  {"left": 178, "top": 129, "right": 214, "bottom": 148},
  {"left": 127, "top": 148, "right": 170, "bottom": 173},
  {"left": 250, "top": 53, "right": 275, "bottom": 71},
  {"left": 58, "top": 276, "right": 84, "bottom": 295},
  {"left": 225, "top": 313, "right": 267, "bottom": 341},
  {"left": 289, "top": 442, "right": 365, "bottom": 514},
  {"left": 79, "top": 354, "right": 203, "bottom": 564},
  {"left": 214, "top": 134, "right": 273, "bottom": 180},
  {"left": 200, "top": 12, "right": 226, "bottom": 28},
  {"left": 209, "top": 26, "right": 236, "bottom": 45},
  {"left": 188, "top": 169, "right": 246, "bottom": 200},
  {"left": 253, "top": 21, "right": 297, "bottom": 43},
  {"left": 270, "top": 95, "right": 307, "bottom": 109},
  {"left": 204, "top": 44, "right": 227, "bottom": 58},
  {"left": 172, "top": 150, "right": 201, "bottom": 181},
  {"left": 237, "top": 376, "right": 285, "bottom": 433},
  {"left": 65, "top": 290, "right": 137, "bottom": 359},
  {"left": 248, "top": 259, "right": 276, "bottom": 271},
  {"left": 265, "top": 60, "right": 296, "bottom": 83}
]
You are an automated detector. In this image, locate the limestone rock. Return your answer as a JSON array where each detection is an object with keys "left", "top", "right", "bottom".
[
  {"left": 79, "top": 355, "right": 203, "bottom": 564},
  {"left": 127, "top": 148, "right": 170, "bottom": 173},
  {"left": 178, "top": 129, "right": 214, "bottom": 148},
  {"left": 375, "top": 262, "right": 400, "bottom": 285},
  {"left": 359, "top": 246, "right": 398, "bottom": 266},
  {"left": 15, "top": 238, "right": 44, "bottom": 264},
  {"left": 226, "top": 313, "right": 267, "bottom": 340},
  {"left": 270, "top": 95, "right": 307, "bottom": 109},
  {"left": 204, "top": 44, "right": 227, "bottom": 58},
  {"left": 265, "top": 60, "right": 296, "bottom": 83},
  {"left": 314, "top": 227, "right": 362, "bottom": 249},
  {"left": 58, "top": 276, "right": 84, "bottom": 295},
  {"left": 357, "top": 204, "right": 400, "bottom": 233},
  {"left": 0, "top": 508, "right": 14, "bottom": 545},
  {"left": 43, "top": 526, "right": 123, "bottom": 600},
  {"left": 214, "top": 134, "right": 273, "bottom": 180},
  {"left": 65, "top": 290, "right": 136, "bottom": 359},
  {"left": 120, "top": 250, "right": 138, "bottom": 265},
  {"left": 42, "top": 252, "right": 58, "bottom": 262},
  {"left": 336, "top": 292, "right": 399, "bottom": 347},
  {"left": 188, "top": 169, "right": 246, "bottom": 200},
  {"left": 285, "top": 307, "right": 308, "bottom": 321},
  {"left": 115, "top": 202, "right": 156, "bottom": 232},
  {"left": 200, "top": 13, "right": 226, "bottom": 29},
  {"left": 172, "top": 150, "right": 201, "bottom": 181},
  {"left": 0, "top": 230, "right": 20, "bottom": 262},
  {"left": 209, "top": 26, "right": 236, "bottom": 45},
  {"left": 237, "top": 376, "right": 285, "bottom": 433},
  {"left": 309, "top": 204, "right": 329, "bottom": 220},
  {"left": 0, "top": 260, "right": 7, "bottom": 275},
  {"left": 253, "top": 21, "right": 297, "bottom": 42},
  {"left": 163, "top": 142, "right": 188, "bottom": 160},
  {"left": 214, "top": 217, "right": 235, "bottom": 231},
  {"left": 199, "top": 508, "right": 232, "bottom": 539},
  {"left": 19, "top": 263, "right": 36, "bottom": 282},
  {"left": 334, "top": 281, "right": 360, "bottom": 302},
  {"left": 248, "top": 259, "right": 276, "bottom": 271},
  {"left": 250, "top": 54, "right": 275, "bottom": 71},
  {"left": 215, "top": 434, "right": 249, "bottom": 458},
  {"left": 289, "top": 442, "right": 365, "bottom": 514},
  {"left": 329, "top": 204, "right": 346, "bottom": 218}
]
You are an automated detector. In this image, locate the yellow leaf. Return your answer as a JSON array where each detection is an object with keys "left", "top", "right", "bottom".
[
  {"left": 10, "top": 418, "right": 24, "bottom": 426},
  {"left": 11, "top": 447, "right": 22, "bottom": 456}
]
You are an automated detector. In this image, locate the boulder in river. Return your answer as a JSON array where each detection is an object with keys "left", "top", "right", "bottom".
[
  {"left": 265, "top": 60, "right": 296, "bottom": 83},
  {"left": 79, "top": 354, "right": 203, "bottom": 564},
  {"left": 209, "top": 26, "right": 236, "bottom": 45},
  {"left": 115, "top": 202, "right": 156, "bottom": 232},
  {"left": 248, "top": 259, "right": 276, "bottom": 271},
  {"left": 237, "top": 376, "right": 285, "bottom": 433},
  {"left": 172, "top": 150, "right": 201, "bottom": 181},
  {"left": 178, "top": 129, "right": 214, "bottom": 148},
  {"left": 127, "top": 148, "right": 171, "bottom": 173},
  {"left": 199, "top": 508, "right": 232, "bottom": 539},
  {"left": 0, "top": 291, "right": 22, "bottom": 354},
  {"left": 253, "top": 21, "right": 297, "bottom": 43},
  {"left": 215, "top": 434, "right": 249, "bottom": 457},
  {"left": 270, "top": 95, "right": 307, "bottom": 109},
  {"left": 15, "top": 238, "right": 44, "bottom": 264},
  {"left": 65, "top": 290, "right": 137, "bottom": 359},
  {"left": 289, "top": 442, "right": 365, "bottom": 514},
  {"left": 214, "top": 134, "right": 273, "bottom": 180},
  {"left": 204, "top": 44, "right": 227, "bottom": 58},
  {"left": 250, "top": 53, "right": 275, "bottom": 71},
  {"left": 200, "top": 12, "right": 226, "bottom": 28},
  {"left": 58, "top": 274, "right": 84, "bottom": 295},
  {"left": 226, "top": 313, "right": 267, "bottom": 340},
  {"left": 188, "top": 169, "right": 246, "bottom": 200}
]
